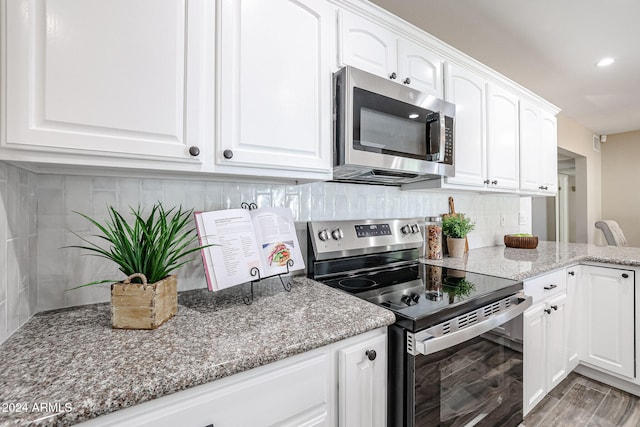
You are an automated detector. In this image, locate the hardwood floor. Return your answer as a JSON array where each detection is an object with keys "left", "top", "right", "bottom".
[{"left": 523, "top": 372, "right": 640, "bottom": 426}]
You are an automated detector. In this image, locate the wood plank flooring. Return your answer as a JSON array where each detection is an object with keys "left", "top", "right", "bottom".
[{"left": 523, "top": 372, "right": 640, "bottom": 426}]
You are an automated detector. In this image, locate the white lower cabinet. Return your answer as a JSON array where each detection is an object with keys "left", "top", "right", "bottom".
[
  {"left": 77, "top": 328, "right": 387, "bottom": 427},
  {"left": 523, "top": 269, "right": 568, "bottom": 415},
  {"left": 565, "top": 267, "right": 580, "bottom": 371},
  {"left": 338, "top": 333, "right": 386, "bottom": 427},
  {"left": 580, "top": 265, "right": 635, "bottom": 379}
]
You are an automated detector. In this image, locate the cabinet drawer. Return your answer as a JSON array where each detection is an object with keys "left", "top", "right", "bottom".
[{"left": 524, "top": 269, "right": 567, "bottom": 303}]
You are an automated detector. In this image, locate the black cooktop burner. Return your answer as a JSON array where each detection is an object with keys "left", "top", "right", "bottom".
[
  {"left": 338, "top": 277, "right": 377, "bottom": 291},
  {"left": 321, "top": 263, "right": 523, "bottom": 332}
]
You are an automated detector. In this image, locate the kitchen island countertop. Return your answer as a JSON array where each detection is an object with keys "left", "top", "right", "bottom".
[
  {"left": 422, "top": 240, "right": 640, "bottom": 280},
  {"left": 0, "top": 277, "right": 395, "bottom": 426}
]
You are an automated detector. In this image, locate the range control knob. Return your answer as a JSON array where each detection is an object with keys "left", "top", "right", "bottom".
[
  {"left": 401, "top": 224, "right": 412, "bottom": 235},
  {"left": 411, "top": 223, "right": 420, "bottom": 234},
  {"left": 318, "top": 229, "right": 330, "bottom": 241},
  {"left": 331, "top": 228, "right": 344, "bottom": 240}
]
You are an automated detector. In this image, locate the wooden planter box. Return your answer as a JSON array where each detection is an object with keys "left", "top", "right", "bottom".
[{"left": 111, "top": 274, "right": 177, "bottom": 329}]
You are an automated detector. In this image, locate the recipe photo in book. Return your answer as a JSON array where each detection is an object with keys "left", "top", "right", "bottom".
[{"left": 194, "top": 207, "right": 304, "bottom": 291}]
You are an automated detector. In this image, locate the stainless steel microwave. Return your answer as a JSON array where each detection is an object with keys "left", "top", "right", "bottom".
[{"left": 333, "top": 66, "right": 455, "bottom": 185}]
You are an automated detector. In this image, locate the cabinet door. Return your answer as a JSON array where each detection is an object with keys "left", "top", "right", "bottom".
[
  {"left": 540, "top": 111, "right": 558, "bottom": 193},
  {"left": 339, "top": 10, "right": 397, "bottom": 79},
  {"left": 338, "top": 333, "right": 387, "bottom": 427},
  {"left": 581, "top": 265, "right": 635, "bottom": 378},
  {"left": 4, "top": 0, "right": 207, "bottom": 163},
  {"left": 444, "top": 63, "right": 486, "bottom": 187},
  {"left": 519, "top": 100, "right": 542, "bottom": 192},
  {"left": 486, "top": 84, "right": 519, "bottom": 190},
  {"left": 565, "top": 268, "right": 580, "bottom": 371},
  {"left": 397, "top": 39, "right": 444, "bottom": 97},
  {"left": 546, "top": 293, "right": 568, "bottom": 391},
  {"left": 217, "top": 0, "right": 333, "bottom": 177},
  {"left": 523, "top": 304, "right": 547, "bottom": 416}
]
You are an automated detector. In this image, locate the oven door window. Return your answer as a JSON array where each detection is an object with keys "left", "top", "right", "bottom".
[
  {"left": 353, "top": 87, "right": 439, "bottom": 160},
  {"left": 414, "top": 329, "right": 523, "bottom": 427}
]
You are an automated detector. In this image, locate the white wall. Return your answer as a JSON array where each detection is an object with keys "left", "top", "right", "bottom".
[
  {"left": 601, "top": 130, "right": 640, "bottom": 246},
  {"left": 1, "top": 161, "right": 530, "bottom": 343},
  {"left": 0, "top": 162, "right": 38, "bottom": 344}
]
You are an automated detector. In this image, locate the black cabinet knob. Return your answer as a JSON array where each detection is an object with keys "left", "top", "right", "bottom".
[
  {"left": 365, "top": 350, "right": 377, "bottom": 361},
  {"left": 403, "top": 77, "right": 411, "bottom": 85},
  {"left": 483, "top": 179, "right": 490, "bottom": 184},
  {"left": 188, "top": 146, "right": 200, "bottom": 156},
  {"left": 551, "top": 305, "right": 558, "bottom": 311},
  {"left": 622, "top": 273, "right": 629, "bottom": 278},
  {"left": 568, "top": 271, "right": 575, "bottom": 276},
  {"left": 491, "top": 180, "right": 498, "bottom": 185},
  {"left": 389, "top": 72, "right": 397, "bottom": 80},
  {"left": 544, "top": 308, "right": 552, "bottom": 314},
  {"left": 223, "top": 149, "right": 233, "bottom": 159}
]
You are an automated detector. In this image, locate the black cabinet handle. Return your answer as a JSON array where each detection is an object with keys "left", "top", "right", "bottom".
[
  {"left": 622, "top": 273, "right": 629, "bottom": 278},
  {"left": 188, "top": 146, "right": 200, "bottom": 157},
  {"left": 568, "top": 271, "right": 575, "bottom": 276},
  {"left": 365, "top": 350, "right": 377, "bottom": 361},
  {"left": 223, "top": 149, "right": 233, "bottom": 159},
  {"left": 204, "top": 424, "right": 214, "bottom": 427},
  {"left": 403, "top": 77, "right": 411, "bottom": 85},
  {"left": 389, "top": 72, "right": 397, "bottom": 80},
  {"left": 543, "top": 284, "right": 557, "bottom": 290}
]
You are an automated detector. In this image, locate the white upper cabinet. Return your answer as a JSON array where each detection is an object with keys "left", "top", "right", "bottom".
[
  {"left": 443, "top": 63, "right": 487, "bottom": 187},
  {"left": 339, "top": 10, "right": 444, "bottom": 98},
  {"left": 2, "top": 0, "right": 212, "bottom": 169},
  {"left": 216, "top": 0, "right": 334, "bottom": 180},
  {"left": 486, "top": 83, "right": 520, "bottom": 190},
  {"left": 519, "top": 99, "right": 558, "bottom": 194},
  {"left": 540, "top": 111, "right": 558, "bottom": 193}
]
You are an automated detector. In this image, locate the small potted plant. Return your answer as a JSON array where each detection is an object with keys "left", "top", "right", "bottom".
[
  {"left": 442, "top": 214, "right": 475, "bottom": 258},
  {"left": 68, "top": 203, "right": 208, "bottom": 329}
]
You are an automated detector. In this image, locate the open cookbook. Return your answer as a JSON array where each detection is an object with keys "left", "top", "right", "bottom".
[{"left": 194, "top": 207, "right": 305, "bottom": 291}]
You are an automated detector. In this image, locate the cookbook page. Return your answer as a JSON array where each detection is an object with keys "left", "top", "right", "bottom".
[
  {"left": 197, "top": 209, "right": 263, "bottom": 290},
  {"left": 249, "top": 207, "right": 305, "bottom": 277}
]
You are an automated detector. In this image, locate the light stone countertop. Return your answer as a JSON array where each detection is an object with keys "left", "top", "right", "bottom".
[
  {"left": 421, "top": 240, "right": 640, "bottom": 280},
  {"left": 0, "top": 277, "right": 395, "bottom": 427}
]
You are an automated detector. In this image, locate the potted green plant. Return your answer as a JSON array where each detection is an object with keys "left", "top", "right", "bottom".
[
  {"left": 68, "top": 203, "right": 208, "bottom": 329},
  {"left": 442, "top": 214, "right": 475, "bottom": 258}
]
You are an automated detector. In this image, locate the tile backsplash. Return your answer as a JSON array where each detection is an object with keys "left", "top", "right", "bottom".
[
  {"left": 0, "top": 162, "right": 38, "bottom": 344},
  {"left": 0, "top": 161, "right": 531, "bottom": 343}
]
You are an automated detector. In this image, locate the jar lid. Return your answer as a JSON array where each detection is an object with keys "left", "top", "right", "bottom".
[{"left": 425, "top": 216, "right": 442, "bottom": 222}]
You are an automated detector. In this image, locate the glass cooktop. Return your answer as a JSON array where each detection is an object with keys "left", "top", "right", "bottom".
[{"left": 322, "top": 263, "right": 523, "bottom": 332}]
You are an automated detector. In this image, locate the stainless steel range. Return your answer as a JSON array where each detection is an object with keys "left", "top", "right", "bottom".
[{"left": 307, "top": 218, "right": 532, "bottom": 427}]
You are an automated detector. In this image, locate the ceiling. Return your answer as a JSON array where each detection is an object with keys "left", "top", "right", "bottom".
[{"left": 370, "top": 0, "right": 640, "bottom": 135}]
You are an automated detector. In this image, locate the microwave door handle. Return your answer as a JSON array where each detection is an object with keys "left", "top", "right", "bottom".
[{"left": 426, "top": 112, "right": 444, "bottom": 161}]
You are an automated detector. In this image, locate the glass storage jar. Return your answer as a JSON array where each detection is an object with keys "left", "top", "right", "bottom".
[{"left": 424, "top": 216, "right": 443, "bottom": 260}]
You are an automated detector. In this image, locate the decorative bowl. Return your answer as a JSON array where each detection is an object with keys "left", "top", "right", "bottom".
[{"left": 504, "top": 234, "right": 539, "bottom": 249}]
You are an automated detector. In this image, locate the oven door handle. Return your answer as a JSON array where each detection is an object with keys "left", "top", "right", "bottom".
[{"left": 407, "top": 294, "right": 533, "bottom": 356}]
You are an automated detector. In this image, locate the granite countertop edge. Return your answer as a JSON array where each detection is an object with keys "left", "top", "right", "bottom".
[
  {"left": 421, "top": 241, "right": 640, "bottom": 281},
  {"left": 0, "top": 277, "right": 396, "bottom": 426}
]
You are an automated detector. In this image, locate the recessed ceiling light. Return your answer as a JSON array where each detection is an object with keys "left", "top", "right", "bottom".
[{"left": 596, "top": 57, "right": 615, "bottom": 67}]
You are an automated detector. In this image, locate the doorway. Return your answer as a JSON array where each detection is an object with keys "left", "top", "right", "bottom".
[{"left": 531, "top": 148, "right": 586, "bottom": 243}]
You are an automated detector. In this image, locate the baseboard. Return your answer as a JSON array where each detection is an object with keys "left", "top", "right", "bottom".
[{"left": 573, "top": 364, "right": 640, "bottom": 397}]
